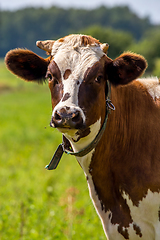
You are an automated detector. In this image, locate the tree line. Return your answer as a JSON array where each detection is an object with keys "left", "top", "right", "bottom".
[{"left": 1, "top": 5, "right": 160, "bottom": 75}]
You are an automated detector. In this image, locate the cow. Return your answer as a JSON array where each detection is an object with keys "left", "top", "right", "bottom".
[{"left": 5, "top": 34, "right": 160, "bottom": 240}]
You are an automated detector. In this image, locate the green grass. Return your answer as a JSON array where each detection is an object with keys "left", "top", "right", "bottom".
[{"left": 0, "top": 59, "right": 105, "bottom": 239}]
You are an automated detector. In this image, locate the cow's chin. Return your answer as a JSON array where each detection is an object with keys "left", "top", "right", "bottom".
[{"left": 56, "top": 125, "right": 91, "bottom": 143}]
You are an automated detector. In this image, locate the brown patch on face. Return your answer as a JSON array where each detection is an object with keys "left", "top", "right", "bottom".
[
  {"left": 48, "top": 60, "right": 63, "bottom": 109},
  {"left": 81, "top": 35, "right": 100, "bottom": 46},
  {"left": 83, "top": 61, "right": 104, "bottom": 82},
  {"left": 62, "top": 92, "right": 71, "bottom": 102},
  {"left": 78, "top": 57, "right": 106, "bottom": 128},
  {"left": 63, "top": 69, "right": 71, "bottom": 80},
  {"left": 48, "top": 60, "right": 61, "bottom": 80}
]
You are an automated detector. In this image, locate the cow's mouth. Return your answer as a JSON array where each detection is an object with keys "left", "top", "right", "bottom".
[
  {"left": 50, "top": 108, "right": 85, "bottom": 130},
  {"left": 51, "top": 123, "right": 89, "bottom": 143}
]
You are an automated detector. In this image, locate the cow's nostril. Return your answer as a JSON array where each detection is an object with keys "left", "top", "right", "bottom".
[
  {"left": 72, "top": 112, "right": 80, "bottom": 122},
  {"left": 55, "top": 111, "right": 61, "bottom": 121},
  {"left": 52, "top": 107, "right": 84, "bottom": 129}
]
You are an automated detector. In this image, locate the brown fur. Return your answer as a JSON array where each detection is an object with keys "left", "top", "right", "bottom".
[
  {"left": 63, "top": 69, "right": 71, "bottom": 80},
  {"left": 107, "top": 52, "right": 147, "bottom": 86},
  {"left": 48, "top": 60, "right": 63, "bottom": 109},
  {"left": 81, "top": 35, "right": 100, "bottom": 46},
  {"left": 89, "top": 81, "right": 160, "bottom": 230},
  {"left": 78, "top": 60, "right": 106, "bottom": 128},
  {"left": 5, "top": 49, "right": 50, "bottom": 82},
  {"left": 58, "top": 37, "right": 65, "bottom": 43}
]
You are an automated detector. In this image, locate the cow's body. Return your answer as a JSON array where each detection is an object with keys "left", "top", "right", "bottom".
[
  {"left": 82, "top": 78, "right": 160, "bottom": 240},
  {"left": 5, "top": 34, "right": 160, "bottom": 239}
]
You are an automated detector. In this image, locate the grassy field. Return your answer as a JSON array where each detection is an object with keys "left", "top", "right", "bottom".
[{"left": 0, "top": 59, "right": 106, "bottom": 239}]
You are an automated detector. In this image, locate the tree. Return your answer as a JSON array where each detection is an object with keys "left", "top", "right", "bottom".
[
  {"left": 129, "top": 27, "right": 160, "bottom": 72},
  {"left": 80, "top": 25, "right": 134, "bottom": 59},
  {"left": 0, "top": 5, "right": 155, "bottom": 60},
  {"left": 153, "top": 58, "right": 160, "bottom": 77}
]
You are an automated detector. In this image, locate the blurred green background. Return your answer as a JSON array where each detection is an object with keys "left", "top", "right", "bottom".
[
  {"left": 1, "top": 4, "right": 160, "bottom": 240},
  {"left": 1, "top": 6, "right": 160, "bottom": 76}
]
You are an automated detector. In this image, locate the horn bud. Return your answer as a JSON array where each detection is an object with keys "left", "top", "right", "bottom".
[
  {"left": 36, "top": 40, "right": 55, "bottom": 54},
  {"left": 100, "top": 43, "right": 109, "bottom": 54}
]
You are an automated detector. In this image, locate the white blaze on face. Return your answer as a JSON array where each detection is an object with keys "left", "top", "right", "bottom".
[{"left": 51, "top": 35, "right": 105, "bottom": 125}]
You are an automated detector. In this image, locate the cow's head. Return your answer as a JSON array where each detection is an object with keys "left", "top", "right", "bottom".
[{"left": 5, "top": 34, "right": 147, "bottom": 145}]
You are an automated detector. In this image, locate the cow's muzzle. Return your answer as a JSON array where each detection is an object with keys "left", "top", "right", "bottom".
[{"left": 50, "top": 106, "right": 84, "bottom": 129}]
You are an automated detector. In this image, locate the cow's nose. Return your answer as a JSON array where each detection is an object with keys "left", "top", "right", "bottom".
[{"left": 51, "top": 107, "right": 84, "bottom": 129}]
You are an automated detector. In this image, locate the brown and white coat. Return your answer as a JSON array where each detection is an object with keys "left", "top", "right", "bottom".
[{"left": 5, "top": 34, "right": 160, "bottom": 240}]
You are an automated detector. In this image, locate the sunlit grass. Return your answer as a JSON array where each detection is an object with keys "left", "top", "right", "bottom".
[{"left": 0, "top": 59, "right": 105, "bottom": 239}]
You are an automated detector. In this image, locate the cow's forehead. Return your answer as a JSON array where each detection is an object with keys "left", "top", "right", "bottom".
[
  {"left": 51, "top": 34, "right": 103, "bottom": 56},
  {"left": 51, "top": 35, "right": 105, "bottom": 79}
]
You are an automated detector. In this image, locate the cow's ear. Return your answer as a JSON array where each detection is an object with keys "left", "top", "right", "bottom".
[
  {"left": 5, "top": 49, "right": 50, "bottom": 83},
  {"left": 106, "top": 52, "right": 147, "bottom": 86}
]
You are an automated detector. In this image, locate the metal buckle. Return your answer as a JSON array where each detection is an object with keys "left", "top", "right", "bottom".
[{"left": 106, "top": 99, "right": 115, "bottom": 111}]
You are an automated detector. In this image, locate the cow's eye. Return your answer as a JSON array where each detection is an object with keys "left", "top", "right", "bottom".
[
  {"left": 46, "top": 73, "right": 59, "bottom": 86},
  {"left": 95, "top": 75, "right": 103, "bottom": 83},
  {"left": 46, "top": 73, "right": 52, "bottom": 81}
]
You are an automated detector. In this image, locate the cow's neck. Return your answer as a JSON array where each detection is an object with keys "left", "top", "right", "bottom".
[{"left": 83, "top": 82, "right": 160, "bottom": 236}]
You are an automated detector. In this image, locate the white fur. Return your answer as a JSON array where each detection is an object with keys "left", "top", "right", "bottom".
[
  {"left": 73, "top": 119, "right": 101, "bottom": 171},
  {"left": 71, "top": 119, "right": 101, "bottom": 153},
  {"left": 122, "top": 190, "right": 160, "bottom": 240},
  {"left": 137, "top": 77, "right": 160, "bottom": 100},
  {"left": 59, "top": 119, "right": 101, "bottom": 172},
  {"left": 86, "top": 177, "right": 160, "bottom": 240}
]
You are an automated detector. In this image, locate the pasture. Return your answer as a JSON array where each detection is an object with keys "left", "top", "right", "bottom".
[{"left": 0, "top": 60, "right": 105, "bottom": 239}]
